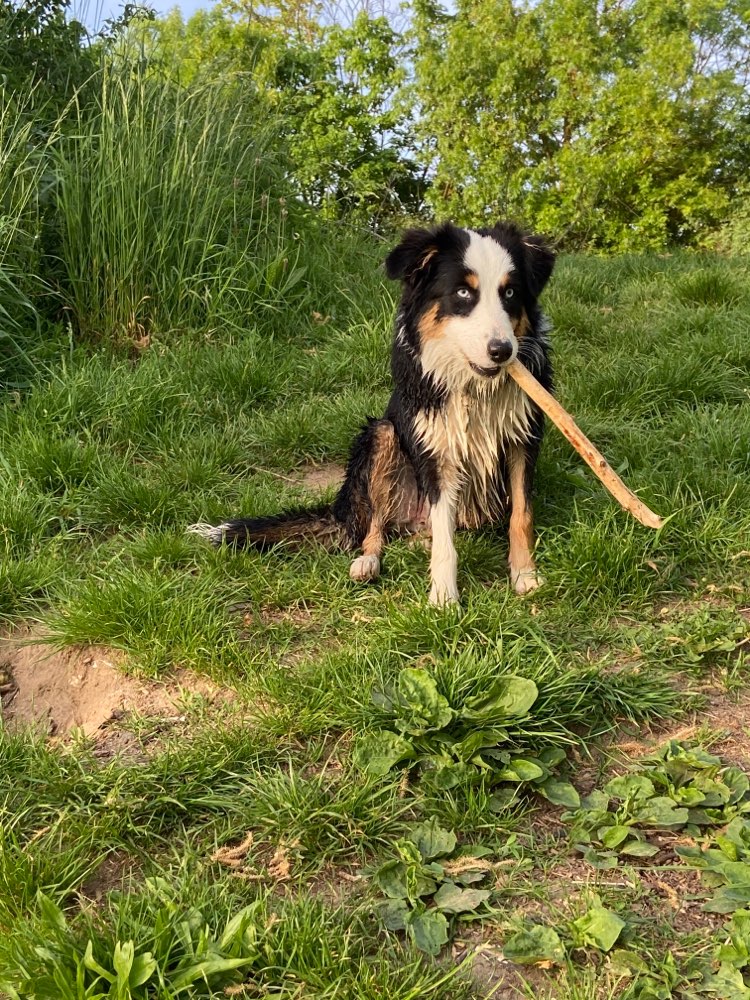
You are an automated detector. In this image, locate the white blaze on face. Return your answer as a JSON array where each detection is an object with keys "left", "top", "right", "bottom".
[{"left": 420, "top": 230, "right": 518, "bottom": 386}]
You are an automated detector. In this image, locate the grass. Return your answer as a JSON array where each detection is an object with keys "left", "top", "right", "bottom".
[
  {"left": 56, "top": 67, "right": 299, "bottom": 341},
  {"left": 2, "top": 247, "right": 749, "bottom": 996},
  {"left": 2, "top": 50, "right": 750, "bottom": 993}
]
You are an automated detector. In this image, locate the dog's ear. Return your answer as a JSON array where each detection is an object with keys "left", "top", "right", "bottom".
[
  {"left": 385, "top": 227, "right": 440, "bottom": 283},
  {"left": 522, "top": 234, "right": 555, "bottom": 298}
]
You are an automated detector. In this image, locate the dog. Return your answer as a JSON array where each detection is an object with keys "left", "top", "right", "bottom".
[{"left": 191, "top": 221, "right": 554, "bottom": 605}]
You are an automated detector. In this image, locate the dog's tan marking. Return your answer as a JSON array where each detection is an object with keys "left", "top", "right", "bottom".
[
  {"left": 419, "top": 247, "right": 438, "bottom": 269},
  {"left": 350, "top": 422, "right": 405, "bottom": 582},
  {"left": 507, "top": 446, "right": 541, "bottom": 594},
  {"left": 417, "top": 302, "right": 445, "bottom": 345},
  {"left": 465, "top": 272, "right": 479, "bottom": 290},
  {"left": 513, "top": 310, "right": 530, "bottom": 339}
]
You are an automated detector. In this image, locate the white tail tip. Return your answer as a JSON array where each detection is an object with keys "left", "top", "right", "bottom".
[{"left": 186, "top": 522, "right": 226, "bottom": 545}]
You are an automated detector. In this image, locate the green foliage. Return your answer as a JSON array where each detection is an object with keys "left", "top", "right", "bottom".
[
  {"left": 0, "top": 886, "right": 263, "bottom": 998},
  {"left": 0, "top": 0, "right": 93, "bottom": 117},
  {"left": 0, "top": 878, "right": 473, "bottom": 999},
  {"left": 135, "top": 6, "right": 420, "bottom": 223},
  {"left": 619, "top": 911, "right": 750, "bottom": 998},
  {"left": 502, "top": 897, "right": 625, "bottom": 966},
  {"left": 677, "top": 819, "right": 750, "bottom": 914},
  {"left": 615, "top": 950, "right": 690, "bottom": 998},
  {"left": 710, "top": 189, "right": 750, "bottom": 255},
  {"left": 373, "top": 818, "right": 495, "bottom": 955},
  {"left": 503, "top": 924, "right": 567, "bottom": 965},
  {"left": 412, "top": 0, "right": 750, "bottom": 250},
  {"left": 278, "top": 12, "right": 420, "bottom": 221},
  {"left": 54, "top": 62, "right": 299, "bottom": 342},
  {"left": 353, "top": 666, "right": 579, "bottom": 803},
  {"left": 0, "top": 81, "right": 61, "bottom": 382},
  {"left": 0, "top": 0, "right": 99, "bottom": 378},
  {"left": 564, "top": 742, "right": 750, "bottom": 867},
  {"left": 635, "top": 607, "right": 748, "bottom": 673},
  {"left": 569, "top": 900, "right": 626, "bottom": 953}
]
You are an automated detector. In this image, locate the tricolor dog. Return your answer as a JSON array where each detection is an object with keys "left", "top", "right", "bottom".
[{"left": 192, "top": 221, "right": 555, "bottom": 605}]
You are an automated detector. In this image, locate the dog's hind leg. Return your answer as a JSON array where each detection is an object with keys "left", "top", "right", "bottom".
[
  {"left": 507, "top": 445, "right": 542, "bottom": 595},
  {"left": 334, "top": 420, "right": 406, "bottom": 583}
]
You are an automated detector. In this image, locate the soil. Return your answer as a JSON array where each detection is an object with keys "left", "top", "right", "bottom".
[
  {"left": 297, "top": 462, "right": 345, "bottom": 493},
  {"left": 78, "top": 851, "right": 141, "bottom": 903},
  {"left": 0, "top": 627, "right": 232, "bottom": 749}
]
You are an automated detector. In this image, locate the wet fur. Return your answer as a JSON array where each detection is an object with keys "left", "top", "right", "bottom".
[{"left": 193, "top": 220, "right": 555, "bottom": 604}]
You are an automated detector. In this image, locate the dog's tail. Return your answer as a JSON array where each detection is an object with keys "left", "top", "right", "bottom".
[{"left": 187, "top": 505, "right": 347, "bottom": 552}]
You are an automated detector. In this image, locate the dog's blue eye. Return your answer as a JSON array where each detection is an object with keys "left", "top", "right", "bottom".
[
  {"left": 456, "top": 287, "right": 472, "bottom": 300},
  {"left": 502, "top": 287, "right": 515, "bottom": 300}
]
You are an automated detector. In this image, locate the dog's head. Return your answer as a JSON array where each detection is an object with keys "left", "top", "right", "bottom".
[{"left": 386, "top": 221, "right": 554, "bottom": 385}]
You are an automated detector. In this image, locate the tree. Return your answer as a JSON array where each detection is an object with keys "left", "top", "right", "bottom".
[
  {"left": 280, "top": 12, "right": 421, "bottom": 220},
  {"left": 411, "top": 0, "right": 750, "bottom": 249},
  {"left": 0, "top": 0, "right": 93, "bottom": 115},
  {"left": 134, "top": 6, "right": 422, "bottom": 223}
]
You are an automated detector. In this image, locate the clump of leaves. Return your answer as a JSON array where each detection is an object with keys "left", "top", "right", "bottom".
[
  {"left": 617, "top": 910, "right": 750, "bottom": 999},
  {"left": 612, "top": 950, "right": 693, "bottom": 999},
  {"left": 372, "top": 817, "right": 497, "bottom": 955},
  {"left": 677, "top": 819, "right": 750, "bottom": 915},
  {"left": 639, "top": 609, "right": 748, "bottom": 672},
  {"left": 705, "top": 908, "right": 750, "bottom": 995},
  {"left": 646, "top": 743, "right": 750, "bottom": 828},
  {"left": 0, "top": 884, "right": 264, "bottom": 998},
  {"left": 564, "top": 742, "right": 750, "bottom": 868},
  {"left": 503, "top": 897, "right": 625, "bottom": 968},
  {"left": 354, "top": 667, "right": 579, "bottom": 805}
]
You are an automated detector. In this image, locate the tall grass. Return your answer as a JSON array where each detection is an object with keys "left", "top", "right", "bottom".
[
  {"left": 55, "top": 64, "right": 304, "bottom": 342},
  {"left": 0, "top": 86, "right": 60, "bottom": 382}
]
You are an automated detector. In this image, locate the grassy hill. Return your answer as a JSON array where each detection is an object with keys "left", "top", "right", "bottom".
[{"left": 2, "top": 240, "right": 750, "bottom": 997}]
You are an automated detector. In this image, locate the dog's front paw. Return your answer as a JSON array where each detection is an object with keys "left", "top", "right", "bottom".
[
  {"left": 350, "top": 554, "right": 381, "bottom": 582},
  {"left": 429, "top": 582, "right": 460, "bottom": 607},
  {"left": 511, "top": 568, "right": 544, "bottom": 596}
]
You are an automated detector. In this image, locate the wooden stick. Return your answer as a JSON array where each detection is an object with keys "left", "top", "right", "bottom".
[{"left": 507, "top": 359, "right": 664, "bottom": 530}]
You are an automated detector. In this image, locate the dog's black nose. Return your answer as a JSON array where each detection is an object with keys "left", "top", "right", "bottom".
[{"left": 487, "top": 339, "right": 513, "bottom": 364}]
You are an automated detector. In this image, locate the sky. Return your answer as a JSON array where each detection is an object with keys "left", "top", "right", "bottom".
[
  {"left": 72, "top": 0, "right": 409, "bottom": 32},
  {"left": 73, "top": 0, "right": 209, "bottom": 31}
]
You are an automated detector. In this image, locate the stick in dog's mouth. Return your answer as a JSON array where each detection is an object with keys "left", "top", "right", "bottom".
[{"left": 506, "top": 359, "right": 664, "bottom": 530}]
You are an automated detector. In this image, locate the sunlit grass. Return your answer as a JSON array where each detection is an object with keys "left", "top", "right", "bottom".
[{"left": 2, "top": 86, "right": 750, "bottom": 995}]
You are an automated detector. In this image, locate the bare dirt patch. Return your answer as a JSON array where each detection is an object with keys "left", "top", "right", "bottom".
[
  {"left": 0, "top": 627, "right": 232, "bottom": 746},
  {"left": 297, "top": 462, "right": 344, "bottom": 493},
  {"left": 454, "top": 927, "right": 558, "bottom": 998},
  {"left": 255, "top": 603, "right": 318, "bottom": 628},
  {"left": 78, "top": 850, "right": 141, "bottom": 904},
  {"left": 636, "top": 863, "right": 723, "bottom": 937}
]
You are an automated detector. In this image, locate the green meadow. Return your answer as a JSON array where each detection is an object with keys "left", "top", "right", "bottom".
[{"left": 2, "top": 8, "right": 750, "bottom": 997}]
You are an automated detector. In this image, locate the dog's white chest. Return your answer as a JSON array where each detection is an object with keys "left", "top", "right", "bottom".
[
  {"left": 415, "top": 377, "right": 532, "bottom": 476},
  {"left": 413, "top": 377, "right": 533, "bottom": 527}
]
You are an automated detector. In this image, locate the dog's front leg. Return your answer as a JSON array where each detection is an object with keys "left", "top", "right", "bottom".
[{"left": 429, "top": 487, "right": 459, "bottom": 606}]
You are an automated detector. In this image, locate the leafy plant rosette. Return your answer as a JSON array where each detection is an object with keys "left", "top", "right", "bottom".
[
  {"left": 1, "top": 884, "right": 266, "bottom": 999},
  {"left": 372, "top": 817, "right": 496, "bottom": 955},
  {"left": 502, "top": 897, "right": 626, "bottom": 969},
  {"left": 676, "top": 818, "right": 750, "bottom": 915},
  {"left": 353, "top": 667, "right": 579, "bottom": 806},
  {"left": 614, "top": 909, "right": 750, "bottom": 999},
  {"left": 563, "top": 742, "right": 750, "bottom": 870}
]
